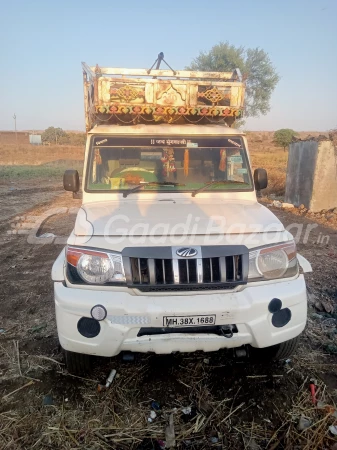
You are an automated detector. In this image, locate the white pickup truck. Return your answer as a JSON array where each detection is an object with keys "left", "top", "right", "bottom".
[{"left": 52, "top": 62, "right": 311, "bottom": 373}]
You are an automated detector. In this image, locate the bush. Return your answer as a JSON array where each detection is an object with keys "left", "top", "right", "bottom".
[
  {"left": 41, "top": 127, "right": 86, "bottom": 146},
  {"left": 273, "top": 129, "right": 298, "bottom": 151}
]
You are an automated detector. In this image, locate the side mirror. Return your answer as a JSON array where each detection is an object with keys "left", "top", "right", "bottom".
[
  {"left": 254, "top": 168, "right": 268, "bottom": 191},
  {"left": 63, "top": 170, "right": 80, "bottom": 193}
]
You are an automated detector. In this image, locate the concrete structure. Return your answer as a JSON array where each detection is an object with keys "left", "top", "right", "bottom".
[
  {"left": 285, "top": 139, "right": 337, "bottom": 212},
  {"left": 29, "top": 134, "right": 42, "bottom": 145}
]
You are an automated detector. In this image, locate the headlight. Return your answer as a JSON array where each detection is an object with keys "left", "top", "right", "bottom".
[
  {"left": 248, "top": 241, "right": 298, "bottom": 281},
  {"left": 66, "top": 246, "right": 125, "bottom": 284}
]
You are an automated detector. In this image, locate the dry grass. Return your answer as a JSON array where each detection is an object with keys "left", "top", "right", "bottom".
[
  {"left": 246, "top": 131, "right": 290, "bottom": 197},
  {"left": 263, "top": 378, "right": 337, "bottom": 450},
  {"left": 247, "top": 130, "right": 328, "bottom": 198},
  {"left": 1, "top": 335, "right": 337, "bottom": 449},
  {"left": 0, "top": 353, "right": 270, "bottom": 449},
  {"left": 0, "top": 144, "right": 84, "bottom": 166},
  {"left": 250, "top": 149, "right": 288, "bottom": 197}
]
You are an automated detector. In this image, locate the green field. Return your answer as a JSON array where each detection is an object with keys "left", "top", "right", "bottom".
[{"left": 0, "top": 163, "right": 83, "bottom": 180}]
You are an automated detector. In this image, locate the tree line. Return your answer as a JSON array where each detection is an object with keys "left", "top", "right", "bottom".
[{"left": 42, "top": 127, "right": 86, "bottom": 146}]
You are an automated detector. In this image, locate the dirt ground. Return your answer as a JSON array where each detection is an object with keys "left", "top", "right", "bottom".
[
  {"left": 0, "top": 182, "right": 63, "bottom": 224},
  {"left": 1, "top": 185, "right": 337, "bottom": 449}
]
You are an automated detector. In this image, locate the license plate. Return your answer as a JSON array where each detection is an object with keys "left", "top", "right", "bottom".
[{"left": 163, "top": 315, "right": 216, "bottom": 327}]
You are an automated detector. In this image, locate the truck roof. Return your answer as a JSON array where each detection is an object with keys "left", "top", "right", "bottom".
[
  {"left": 88, "top": 124, "right": 245, "bottom": 136},
  {"left": 82, "top": 63, "right": 245, "bottom": 132}
]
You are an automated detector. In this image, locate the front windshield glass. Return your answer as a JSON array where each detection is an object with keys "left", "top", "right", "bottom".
[{"left": 86, "top": 136, "right": 252, "bottom": 193}]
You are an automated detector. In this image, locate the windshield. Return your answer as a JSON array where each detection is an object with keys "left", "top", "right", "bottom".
[{"left": 86, "top": 135, "right": 253, "bottom": 193}]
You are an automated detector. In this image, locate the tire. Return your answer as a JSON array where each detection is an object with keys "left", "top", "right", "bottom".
[
  {"left": 63, "top": 349, "right": 93, "bottom": 375},
  {"left": 250, "top": 335, "right": 300, "bottom": 362},
  {"left": 274, "top": 336, "right": 300, "bottom": 360}
]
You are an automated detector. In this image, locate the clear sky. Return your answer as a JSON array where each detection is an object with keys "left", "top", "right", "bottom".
[{"left": 0, "top": 0, "right": 336, "bottom": 132}]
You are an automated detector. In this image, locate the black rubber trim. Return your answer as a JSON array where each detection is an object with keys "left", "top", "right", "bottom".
[
  {"left": 138, "top": 325, "right": 238, "bottom": 337},
  {"left": 268, "top": 298, "right": 282, "bottom": 313},
  {"left": 134, "top": 283, "right": 244, "bottom": 292},
  {"left": 77, "top": 317, "right": 101, "bottom": 338},
  {"left": 272, "top": 308, "right": 292, "bottom": 328}
]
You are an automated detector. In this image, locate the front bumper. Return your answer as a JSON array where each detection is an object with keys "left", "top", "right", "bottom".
[{"left": 55, "top": 276, "right": 307, "bottom": 357}]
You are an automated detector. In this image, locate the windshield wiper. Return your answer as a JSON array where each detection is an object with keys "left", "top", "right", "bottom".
[
  {"left": 192, "top": 180, "right": 247, "bottom": 197},
  {"left": 123, "top": 182, "right": 184, "bottom": 198}
]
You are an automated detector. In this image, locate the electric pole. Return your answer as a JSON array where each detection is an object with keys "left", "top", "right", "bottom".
[{"left": 13, "top": 113, "right": 17, "bottom": 147}]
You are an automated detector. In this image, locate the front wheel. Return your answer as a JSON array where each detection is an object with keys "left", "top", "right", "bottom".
[
  {"left": 63, "top": 349, "right": 94, "bottom": 375},
  {"left": 249, "top": 336, "right": 300, "bottom": 362}
]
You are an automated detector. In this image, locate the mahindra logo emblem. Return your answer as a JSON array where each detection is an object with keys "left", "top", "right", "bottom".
[{"left": 176, "top": 247, "right": 198, "bottom": 258}]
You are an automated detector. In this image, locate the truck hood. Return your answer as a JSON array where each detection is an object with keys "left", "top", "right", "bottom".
[{"left": 74, "top": 199, "right": 284, "bottom": 237}]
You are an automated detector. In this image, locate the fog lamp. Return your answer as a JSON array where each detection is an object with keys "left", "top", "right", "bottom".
[{"left": 91, "top": 305, "right": 107, "bottom": 321}]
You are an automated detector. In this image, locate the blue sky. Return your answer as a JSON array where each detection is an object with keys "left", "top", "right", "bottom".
[{"left": 0, "top": 0, "right": 336, "bottom": 132}]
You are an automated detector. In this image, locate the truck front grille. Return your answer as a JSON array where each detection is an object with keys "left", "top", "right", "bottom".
[{"left": 127, "top": 253, "right": 247, "bottom": 291}]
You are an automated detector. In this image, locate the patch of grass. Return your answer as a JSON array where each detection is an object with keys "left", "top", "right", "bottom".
[
  {"left": 0, "top": 164, "right": 83, "bottom": 180},
  {"left": 250, "top": 149, "right": 288, "bottom": 196}
]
